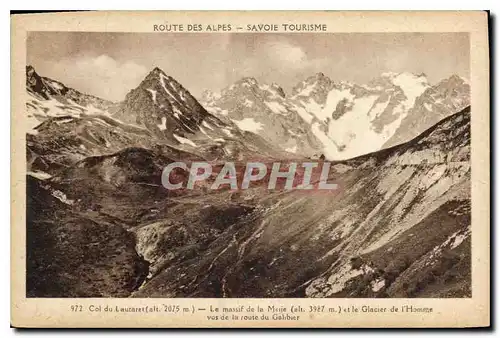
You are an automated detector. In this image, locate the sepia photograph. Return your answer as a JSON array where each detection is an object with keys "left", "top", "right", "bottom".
[
  {"left": 11, "top": 11, "right": 490, "bottom": 328},
  {"left": 25, "top": 31, "right": 472, "bottom": 298}
]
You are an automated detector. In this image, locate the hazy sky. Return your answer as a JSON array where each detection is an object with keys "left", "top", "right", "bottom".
[{"left": 27, "top": 32, "right": 470, "bottom": 102}]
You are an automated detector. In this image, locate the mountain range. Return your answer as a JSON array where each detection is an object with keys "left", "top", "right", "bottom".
[
  {"left": 201, "top": 71, "right": 469, "bottom": 159},
  {"left": 25, "top": 65, "right": 471, "bottom": 298}
]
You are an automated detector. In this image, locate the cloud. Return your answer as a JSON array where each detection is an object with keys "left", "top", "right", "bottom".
[
  {"left": 40, "top": 54, "right": 148, "bottom": 101},
  {"left": 72, "top": 55, "right": 148, "bottom": 101},
  {"left": 265, "top": 40, "right": 308, "bottom": 68},
  {"left": 261, "top": 40, "right": 330, "bottom": 75}
]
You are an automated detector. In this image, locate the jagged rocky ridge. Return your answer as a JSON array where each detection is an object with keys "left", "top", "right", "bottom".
[
  {"left": 201, "top": 77, "right": 323, "bottom": 156},
  {"left": 25, "top": 66, "right": 470, "bottom": 298},
  {"left": 27, "top": 67, "right": 287, "bottom": 176},
  {"left": 202, "top": 72, "right": 470, "bottom": 160}
]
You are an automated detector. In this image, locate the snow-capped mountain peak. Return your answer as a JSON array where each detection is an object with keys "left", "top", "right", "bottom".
[
  {"left": 238, "top": 77, "right": 259, "bottom": 87},
  {"left": 199, "top": 76, "right": 324, "bottom": 155},
  {"left": 270, "top": 83, "right": 286, "bottom": 98},
  {"left": 291, "top": 72, "right": 333, "bottom": 97},
  {"left": 380, "top": 71, "right": 430, "bottom": 107},
  {"left": 285, "top": 71, "right": 467, "bottom": 160},
  {"left": 114, "top": 66, "right": 213, "bottom": 135},
  {"left": 383, "top": 73, "right": 470, "bottom": 148},
  {"left": 25, "top": 66, "right": 116, "bottom": 135},
  {"left": 438, "top": 74, "right": 469, "bottom": 88},
  {"left": 200, "top": 89, "right": 221, "bottom": 104}
]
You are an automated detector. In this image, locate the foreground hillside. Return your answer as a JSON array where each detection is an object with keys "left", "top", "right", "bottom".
[
  {"left": 133, "top": 107, "right": 471, "bottom": 298},
  {"left": 27, "top": 106, "right": 471, "bottom": 298}
]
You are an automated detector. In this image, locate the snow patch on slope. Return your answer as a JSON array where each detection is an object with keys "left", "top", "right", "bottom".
[
  {"left": 306, "top": 263, "right": 374, "bottom": 297},
  {"left": 319, "top": 88, "right": 354, "bottom": 121},
  {"left": 147, "top": 89, "right": 157, "bottom": 103},
  {"left": 265, "top": 101, "right": 287, "bottom": 115},
  {"left": 387, "top": 72, "right": 429, "bottom": 108},
  {"left": 231, "top": 118, "right": 263, "bottom": 133},
  {"left": 52, "top": 190, "right": 74, "bottom": 205},
  {"left": 157, "top": 117, "right": 167, "bottom": 131},
  {"left": 322, "top": 95, "right": 380, "bottom": 159},
  {"left": 173, "top": 134, "right": 196, "bottom": 147}
]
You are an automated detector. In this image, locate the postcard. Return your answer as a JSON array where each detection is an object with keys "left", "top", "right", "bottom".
[{"left": 11, "top": 11, "right": 490, "bottom": 328}]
